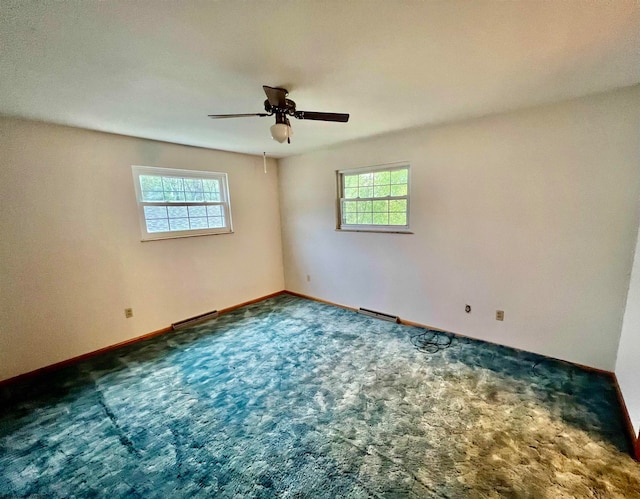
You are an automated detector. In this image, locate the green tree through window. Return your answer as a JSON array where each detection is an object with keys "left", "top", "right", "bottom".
[
  {"left": 132, "top": 166, "right": 232, "bottom": 241},
  {"left": 338, "top": 164, "right": 410, "bottom": 231}
]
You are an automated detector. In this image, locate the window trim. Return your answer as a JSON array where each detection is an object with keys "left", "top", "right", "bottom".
[
  {"left": 131, "top": 165, "right": 233, "bottom": 241},
  {"left": 336, "top": 162, "right": 411, "bottom": 233}
]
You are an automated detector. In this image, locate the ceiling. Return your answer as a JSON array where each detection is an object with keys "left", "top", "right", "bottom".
[{"left": 1, "top": 1, "right": 639, "bottom": 158}]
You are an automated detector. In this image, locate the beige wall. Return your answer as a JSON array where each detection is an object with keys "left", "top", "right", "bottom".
[
  {"left": 279, "top": 86, "right": 640, "bottom": 371},
  {"left": 0, "top": 118, "right": 284, "bottom": 381},
  {"left": 2, "top": 86, "right": 639, "bottom": 384}
]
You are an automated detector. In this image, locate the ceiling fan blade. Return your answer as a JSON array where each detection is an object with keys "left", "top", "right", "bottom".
[
  {"left": 294, "top": 111, "right": 349, "bottom": 122},
  {"left": 208, "top": 113, "right": 269, "bottom": 119},
  {"left": 263, "top": 86, "right": 288, "bottom": 108}
]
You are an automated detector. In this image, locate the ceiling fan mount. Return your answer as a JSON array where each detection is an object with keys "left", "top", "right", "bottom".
[
  {"left": 208, "top": 85, "right": 349, "bottom": 144},
  {"left": 261, "top": 86, "right": 296, "bottom": 116}
]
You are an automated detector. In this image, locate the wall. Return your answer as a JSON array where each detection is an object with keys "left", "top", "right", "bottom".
[
  {"left": 279, "top": 86, "right": 640, "bottom": 371},
  {"left": 0, "top": 118, "right": 284, "bottom": 381},
  {"left": 617, "top": 225, "right": 640, "bottom": 436}
]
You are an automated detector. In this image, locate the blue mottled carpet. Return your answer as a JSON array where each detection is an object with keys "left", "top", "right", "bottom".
[{"left": 1, "top": 294, "right": 639, "bottom": 498}]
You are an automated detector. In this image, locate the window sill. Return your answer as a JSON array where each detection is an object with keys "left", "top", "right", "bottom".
[
  {"left": 336, "top": 229, "right": 413, "bottom": 234},
  {"left": 141, "top": 230, "right": 234, "bottom": 242}
]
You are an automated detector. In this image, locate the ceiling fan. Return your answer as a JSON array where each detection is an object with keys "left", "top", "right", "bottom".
[{"left": 208, "top": 85, "right": 349, "bottom": 144}]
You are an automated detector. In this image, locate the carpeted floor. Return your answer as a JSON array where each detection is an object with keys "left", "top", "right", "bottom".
[{"left": 1, "top": 294, "right": 639, "bottom": 498}]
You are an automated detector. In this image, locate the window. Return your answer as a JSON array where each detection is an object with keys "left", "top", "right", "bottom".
[
  {"left": 131, "top": 166, "right": 232, "bottom": 241},
  {"left": 337, "top": 163, "right": 410, "bottom": 232}
]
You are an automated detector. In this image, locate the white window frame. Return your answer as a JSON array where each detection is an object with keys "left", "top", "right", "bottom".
[
  {"left": 337, "top": 162, "right": 411, "bottom": 233},
  {"left": 131, "top": 165, "right": 233, "bottom": 241}
]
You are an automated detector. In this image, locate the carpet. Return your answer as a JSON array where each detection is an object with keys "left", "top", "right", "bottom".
[{"left": 1, "top": 294, "right": 639, "bottom": 498}]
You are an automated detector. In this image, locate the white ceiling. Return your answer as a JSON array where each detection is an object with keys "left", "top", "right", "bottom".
[{"left": 1, "top": 1, "right": 639, "bottom": 158}]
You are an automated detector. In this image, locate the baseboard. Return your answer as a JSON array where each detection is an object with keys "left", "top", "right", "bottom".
[
  {"left": 0, "top": 290, "right": 286, "bottom": 388},
  {"left": 613, "top": 374, "right": 640, "bottom": 461},
  {"left": 284, "top": 290, "right": 640, "bottom": 460},
  {"left": 284, "top": 290, "right": 358, "bottom": 312},
  {"left": 4, "top": 288, "right": 637, "bottom": 461},
  {"left": 0, "top": 325, "right": 172, "bottom": 389},
  {"left": 284, "top": 291, "right": 614, "bottom": 374},
  {"left": 218, "top": 290, "right": 286, "bottom": 314}
]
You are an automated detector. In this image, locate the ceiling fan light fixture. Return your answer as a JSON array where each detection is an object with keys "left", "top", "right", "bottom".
[
  {"left": 270, "top": 123, "right": 291, "bottom": 143},
  {"left": 208, "top": 85, "right": 349, "bottom": 144}
]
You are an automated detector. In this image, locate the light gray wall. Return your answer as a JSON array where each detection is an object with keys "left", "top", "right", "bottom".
[
  {"left": 279, "top": 86, "right": 640, "bottom": 371},
  {"left": 0, "top": 118, "right": 284, "bottom": 381},
  {"left": 617, "top": 225, "right": 640, "bottom": 435}
]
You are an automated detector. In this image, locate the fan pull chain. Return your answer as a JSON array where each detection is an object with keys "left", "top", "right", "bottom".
[{"left": 263, "top": 152, "right": 267, "bottom": 174}]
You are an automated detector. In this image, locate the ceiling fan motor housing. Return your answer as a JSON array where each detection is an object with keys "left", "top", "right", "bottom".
[{"left": 264, "top": 98, "right": 297, "bottom": 116}]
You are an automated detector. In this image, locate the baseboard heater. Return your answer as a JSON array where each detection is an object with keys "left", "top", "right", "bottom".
[
  {"left": 171, "top": 310, "right": 219, "bottom": 330},
  {"left": 358, "top": 307, "right": 399, "bottom": 323}
]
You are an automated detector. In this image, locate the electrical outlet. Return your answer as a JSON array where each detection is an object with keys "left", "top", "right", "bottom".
[
  {"left": 306, "top": 274, "right": 311, "bottom": 282},
  {"left": 465, "top": 305, "right": 471, "bottom": 313},
  {"left": 124, "top": 308, "right": 133, "bottom": 318},
  {"left": 496, "top": 310, "right": 504, "bottom": 321}
]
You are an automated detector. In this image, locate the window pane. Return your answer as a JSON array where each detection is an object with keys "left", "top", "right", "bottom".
[
  {"left": 373, "top": 185, "right": 390, "bottom": 198},
  {"left": 203, "top": 177, "right": 220, "bottom": 201},
  {"left": 204, "top": 191, "right": 221, "bottom": 202},
  {"left": 188, "top": 206, "right": 207, "bottom": 218},
  {"left": 344, "top": 175, "right": 358, "bottom": 188},
  {"left": 207, "top": 205, "right": 222, "bottom": 217},
  {"left": 358, "top": 173, "right": 373, "bottom": 187},
  {"left": 389, "top": 212, "right": 407, "bottom": 225},
  {"left": 162, "top": 177, "right": 184, "bottom": 192},
  {"left": 143, "top": 206, "right": 167, "bottom": 219},
  {"left": 389, "top": 200, "right": 407, "bottom": 212},
  {"left": 344, "top": 201, "right": 357, "bottom": 213},
  {"left": 141, "top": 190, "right": 165, "bottom": 201},
  {"left": 146, "top": 219, "right": 169, "bottom": 233},
  {"left": 373, "top": 171, "right": 390, "bottom": 185},
  {"left": 208, "top": 216, "right": 224, "bottom": 228},
  {"left": 357, "top": 200, "right": 372, "bottom": 213},
  {"left": 390, "top": 169, "right": 408, "bottom": 184},
  {"left": 167, "top": 206, "right": 188, "bottom": 218},
  {"left": 163, "top": 190, "right": 186, "bottom": 202},
  {"left": 372, "top": 200, "right": 388, "bottom": 212},
  {"left": 344, "top": 187, "right": 358, "bottom": 199},
  {"left": 183, "top": 178, "right": 203, "bottom": 193},
  {"left": 169, "top": 218, "right": 190, "bottom": 231},
  {"left": 373, "top": 212, "right": 389, "bottom": 225},
  {"left": 133, "top": 167, "right": 231, "bottom": 239},
  {"left": 357, "top": 212, "right": 373, "bottom": 224},
  {"left": 338, "top": 165, "right": 409, "bottom": 231},
  {"left": 202, "top": 179, "right": 220, "bottom": 192},
  {"left": 185, "top": 191, "right": 205, "bottom": 202},
  {"left": 189, "top": 217, "right": 208, "bottom": 229},
  {"left": 140, "top": 175, "right": 163, "bottom": 191},
  {"left": 140, "top": 175, "right": 164, "bottom": 201}
]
